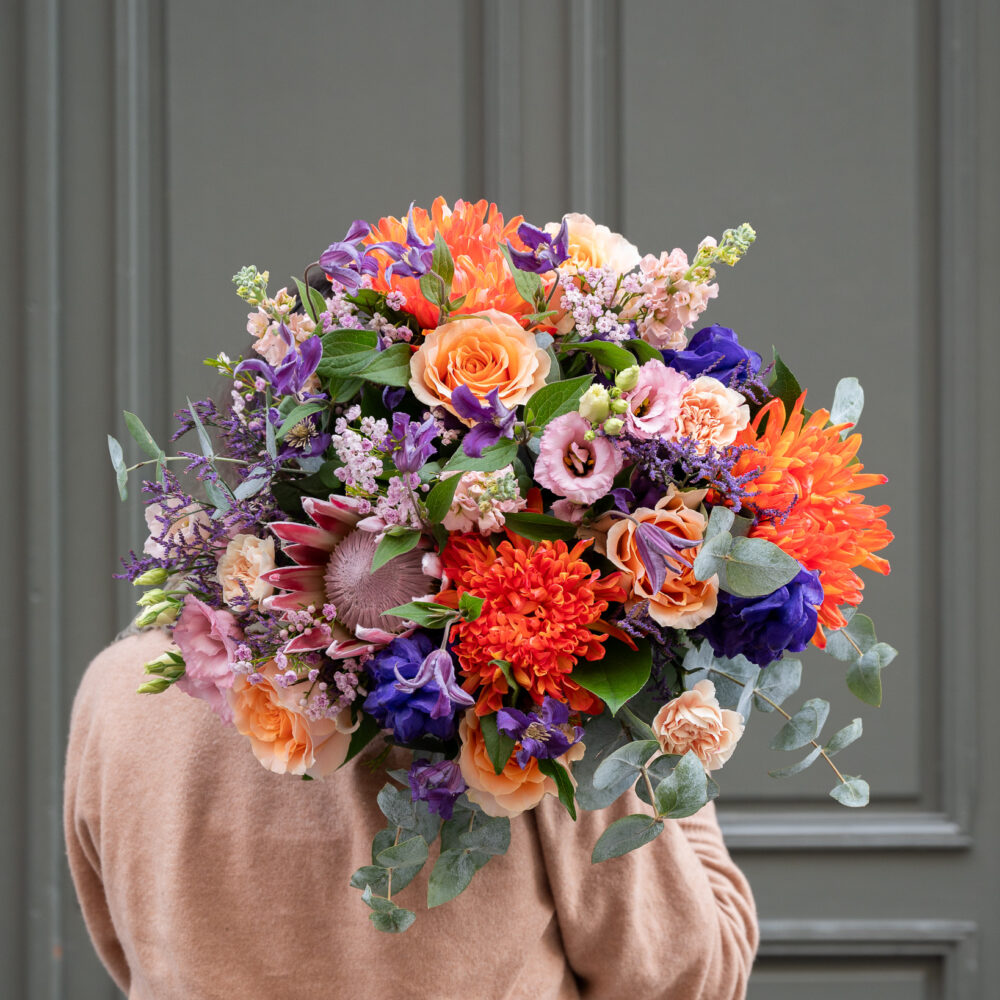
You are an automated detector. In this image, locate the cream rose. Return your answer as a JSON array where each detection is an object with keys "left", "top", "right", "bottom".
[
  {"left": 143, "top": 502, "right": 213, "bottom": 560},
  {"left": 675, "top": 376, "right": 750, "bottom": 454},
  {"left": 547, "top": 212, "right": 642, "bottom": 274},
  {"left": 409, "top": 309, "right": 550, "bottom": 419},
  {"left": 217, "top": 533, "right": 276, "bottom": 607},
  {"left": 652, "top": 680, "right": 744, "bottom": 772}
]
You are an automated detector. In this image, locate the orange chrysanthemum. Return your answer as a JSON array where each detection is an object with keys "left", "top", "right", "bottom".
[
  {"left": 437, "top": 533, "right": 626, "bottom": 716},
  {"left": 727, "top": 392, "right": 893, "bottom": 647},
  {"left": 364, "top": 197, "right": 533, "bottom": 330}
]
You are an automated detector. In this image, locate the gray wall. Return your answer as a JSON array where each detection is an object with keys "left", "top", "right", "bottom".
[{"left": 2, "top": 1, "right": 997, "bottom": 996}]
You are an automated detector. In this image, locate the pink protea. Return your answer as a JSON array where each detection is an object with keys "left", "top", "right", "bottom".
[{"left": 261, "top": 495, "right": 436, "bottom": 659}]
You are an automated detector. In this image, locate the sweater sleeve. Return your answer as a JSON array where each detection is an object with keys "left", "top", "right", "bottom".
[{"left": 532, "top": 792, "right": 758, "bottom": 1000}]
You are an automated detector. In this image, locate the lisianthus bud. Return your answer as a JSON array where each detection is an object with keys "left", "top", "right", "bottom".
[
  {"left": 578, "top": 384, "right": 611, "bottom": 423},
  {"left": 602, "top": 417, "right": 625, "bottom": 437},
  {"left": 144, "top": 651, "right": 183, "bottom": 674},
  {"left": 610, "top": 397, "right": 629, "bottom": 414},
  {"left": 135, "top": 600, "right": 179, "bottom": 628},
  {"left": 137, "top": 677, "right": 171, "bottom": 694},
  {"left": 137, "top": 588, "right": 167, "bottom": 607},
  {"left": 615, "top": 365, "right": 640, "bottom": 392},
  {"left": 134, "top": 567, "right": 169, "bottom": 587}
]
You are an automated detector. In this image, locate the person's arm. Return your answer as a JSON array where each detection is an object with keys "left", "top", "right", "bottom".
[{"left": 532, "top": 792, "right": 758, "bottom": 1000}]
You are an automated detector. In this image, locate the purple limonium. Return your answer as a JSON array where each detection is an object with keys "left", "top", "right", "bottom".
[
  {"left": 506, "top": 217, "right": 569, "bottom": 274},
  {"left": 394, "top": 647, "right": 474, "bottom": 719},
  {"left": 450, "top": 384, "right": 516, "bottom": 457},
  {"left": 319, "top": 219, "right": 379, "bottom": 291},
  {"left": 235, "top": 328, "right": 322, "bottom": 397},
  {"left": 408, "top": 758, "right": 467, "bottom": 820},
  {"left": 384, "top": 412, "right": 438, "bottom": 473},
  {"left": 496, "top": 697, "right": 584, "bottom": 769}
]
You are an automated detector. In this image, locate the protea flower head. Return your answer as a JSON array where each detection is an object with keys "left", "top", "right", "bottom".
[{"left": 261, "top": 495, "right": 436, "bottom": 658}]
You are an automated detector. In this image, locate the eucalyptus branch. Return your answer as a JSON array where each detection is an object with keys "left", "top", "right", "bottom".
[
  {"left": 388, "top": 825, "right": 402, "bottom": 901},
  {"left": 639, "top": 765, "right": 658, "bottom": 816},
  {"left": 125, "top": 455, "right": 250, "bottom": 474}
]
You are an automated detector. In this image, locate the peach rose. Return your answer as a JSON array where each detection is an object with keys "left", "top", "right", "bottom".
[
  {"left": 604, "top": 493, "right": 718, "bottom": 628},
  {"left": 143, "top": 502, "right": 213, "bottom": 560},
  {"left": 228, "top": 663, "right": 352, "bottom": 777},
  {"left": 547, "top": 212, "right": 641, "bottom": 274},
  {"left": 652, "top": 680, "right": 744, "bottom": 772},
  {"left": 217, "top": 533, "right": 276, "bottom": 608},
  {"left": 458, "top": 710, "right": 584, "bottom": 818},
  {"left": 409, "top": 309, "right": 551, "bottom": 419},
  {"left": 675, "top": 376, "right": 750, "bottom": 454}
]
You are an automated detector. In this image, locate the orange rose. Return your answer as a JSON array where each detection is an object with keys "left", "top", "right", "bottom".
[
  {"left": 652, "top": 680, "right": 744, "bottom": 772},
  {"left": 409, "top": 309, "right": 551, "bottom": 419},
  {"left": 229, "top": 663, "right": 352, "bottom": 778},
  {"left": 458, "top": 710, "right": 583, "bottom": 818},
  {"left": 604, "top": 493, "right": 718, "bottom": 628}
]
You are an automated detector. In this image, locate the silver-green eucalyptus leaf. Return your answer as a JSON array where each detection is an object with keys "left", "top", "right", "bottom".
[
  {"left": 829, "top": 776, "right": 870, "bottom": 807},
  {"left": 830, "top": 376, "right": 864, "bottom": 437},
  {"left": 770, "top": 698, "right": 830, "bottom": 751},
  {"left": 824, "top": 718, "right": 863, "bottom": 756}
]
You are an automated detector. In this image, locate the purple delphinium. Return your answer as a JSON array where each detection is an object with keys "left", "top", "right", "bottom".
[
  {"left": 450, "top": 385, "right": 516, "bottom": 457},
  {"left": 383, "top": 412, "right": 438, "bottom": 473},
  {"left": 506, "top": 218, "right": 569, "bottom": 274},
  {"left": 661, "top": 325, "right": 762, "bottom": 386},
  {"left": 695, "top": 566, "right": 824, "bottom": 667},
  {"left": 496, "top": 697, "right": 583, "bottom": 769},
  {"left": 235, "top": 329, "right": 322, "bottom": 397},
  {"left": 408, "top": 758, "right": 466, "bottom": 820}
]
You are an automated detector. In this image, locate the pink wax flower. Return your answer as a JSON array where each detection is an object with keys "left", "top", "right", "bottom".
[
  {"left": 623, "top": 360, "right": 689, "bottom": 440},
  {"left": 534, "top": 412, "right": 623, "bottom": 504},
  {"left": 172, "top": 594, "right": 243, "bottom": 724}
]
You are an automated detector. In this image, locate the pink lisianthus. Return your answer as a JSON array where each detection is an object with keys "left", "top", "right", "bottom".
[
  {"left": 172, "top": 595, "right": 243, "bottom": 724},
  {"left": 533, "top": 412, "right": 623, "bottom": 505},
  {"left": 623, "top": 360, "right": 689, "bottom": 440}
]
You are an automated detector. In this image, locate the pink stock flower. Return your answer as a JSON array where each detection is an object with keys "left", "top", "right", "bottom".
[
  {"left": 172, "top": 595, "right": 243, "bottom": 724},
  {"left": 533, "top": 412, "right": 623, "bottom": 505},
  {"left": 623, "top": 360, "right": 689, "bottom": 440}
]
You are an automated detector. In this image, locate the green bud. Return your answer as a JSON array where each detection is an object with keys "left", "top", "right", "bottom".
[
  {"left": 135, "top": 600, "right": 179, "bottom": 628},
  {"left": 615, "top": 365, "right": 640, "bottom": 392},
  {"left": 583, "top": 429, "right": 597, "bottom": 442},
  {"left": 133, "top": 566, "right": 169, "bottom": 587},
  {"left": 136, "top": 588, "right": 167, "bottom": 607},
  {"left": 610, "top": 397, "right": 629, "bottom": 414},
  {"left": 232, "top": 265, "right": 270, "bottom": 305},
  {"left": 603, "top": 417, "right": 625, "bottom": 437},
  {"left": 578, "top": 384, "right": 611, "bottom": 423},
  {"left": 137, "top": 678, "right": 171, "bottom": 694}
]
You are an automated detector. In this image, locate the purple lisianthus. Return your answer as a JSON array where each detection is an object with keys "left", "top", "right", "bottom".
[
  {"left": 662, "top": 325, "right": 762, "bottom": 386},
  {"left": 384, "top": 412, "right": 438, "bottom": 474},
  {"left": 450, "top": 384, "right": 516, "bottom": 457},
  {"left": 364, "top": 634, "right": 465, "bottom": 743},
  {"left": 496, "top": 697, "right": 584, "bottom": 769},
  {"left": 408, "top": 758, "right": 466, "bottom": 820},
  {"left": 235, "top": 329, "right": 323, "bottom": 397},
  {"left": 506, "top": 218, "right": 569, "bottom": 274},
  {"left": 696, "top": 566, "right": 824, "bottom": 667}
]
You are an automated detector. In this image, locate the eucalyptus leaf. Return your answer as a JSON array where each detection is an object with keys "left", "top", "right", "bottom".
[
  {"left": 456, "top": 814, "right": 511, "bottom": 855},
  {"left": 232, "top": 464, "right": 271, "bottom": 501},
  {"left": 123, "top": 411, "right": 164, "bottom": 461},
  {"left": 572, "top": 637, "right": 652, "bottom": 716},
  {"left": 633, "top": 754, "right": 680, "bottom": 806},
  {"left": 830, "top": 376, "right": 864, "bottom": 437},
  {"left": 703, "top": 505, "right": 736, "bottom": 543},
  {"left": 592, "top": 740, "right": 660, "bottom": 790},
  {"left": 719, "top": 537, "right": 801, "bottom": 598},
  {"left": 375, "top": 836, "right": 429, "bottom": 869},
  {"left": 524, "top": 375, "right": 594, "bottom": 428},
  {"left": 427, "top": 849, "right": 487, "bottom": 908},
  {"left": 376, "top": 783, "right": 417, "bottom": 829},
  {"left": 108, "top": 435, "right": 128, "bottom": 500},
  {"left": 829, "top": 776, "right": 870, "bottom": 807},
  {"left": 825, "top": 718, "right": 863, "bottom": 756},
  {"left": 369, "top": 905, "right": 417, "bottom": 934},
  {"left": 846, "top": 643, "right": 896, "bottom": 707},
  {"left": 264, "top": 388, "right": 276, "bottom": 459},
  {"left": 371, "top": 528, "right": 422, "bottom": 572},
  {"left": 769, "top": 698, "right": 830, "bottom": 751},
  {"left": 573, "top": 714, "right": 631, "bottom": 810},
  {"left": 592, "top": 814, "right": 665, "bottom": 863},
  {"left": 753, "top": 658, "right": 803, "bottom": 712},
  {"left": 825, "top": 613, "right": 878, "bottom": 663},
  {"left": 350, "top": 865, "right": 389, "bottom": 897},
  {"left": 768, "top": 746, "right": 822, "bottom": 777},
  {"left": 186, "top": 396, "right": 214, "bottom": 458},
  {"left": 653, "top": 751, "right": 708, "bottom": 819}
]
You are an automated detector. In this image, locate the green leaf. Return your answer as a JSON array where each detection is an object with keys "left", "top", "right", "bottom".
[
  {"left": 846, "top": 643, "right": 896, "bottom": 707},
  {"left": 753, "top": 657, "right": 803, "bottom": 712},
  {"left": 341, "top": 713, "right": 382, "bottom": 767},
  {"left": 382, "top": 600, "right": 457, "bottom": 628},
  {"left": 653, "top": 751, "right": 708, "bottom": 819},
  {"left": 366, "top": 896, "right": 417, "bottom": 934},
  {"left": 276, "top": 401, "right": 327, "bottom": 441},
  {"left": 480, "top": 713, "right": 515, "bottom": 774},
  {"left": 107, "top": 434, "right": 128, "bottom": 500},
  {"left": 767, "top": 351, "right": 803, "bottom": 419},
  {"left": 569, "top": 339, "right": 637, "bottom": 372},
  {"left": 539, "top": 759, "right": 578, "bottom": 820},
  {"left": 425, "top": 473, "right": 462, "bottom": 523},
  {"left": 376, "top": 783, "right": 417, "bottom": 829},
  {"left": 825, "top": 612, "right": 878, "bottom": 663},
  {"left": 500, "top": 244, "right": 544, "bottom": 307},
  {"left": 703, "top": 504, "right": 736, "bottom": 543},
  {"left": 625, "top": 338, "right": 662, "bottom": 364},
  {"left": 427, "top": 848, "right": 489, "bottom": 908},
  {"left": 376, "top": 836, "right": 429, "bottom": 869},
  {"left": 186, "top": 396, "right": 214, "bottom": 458},
  {"left": 293, "top": 277, "right": 317, "bottom": 321},
  {"left": 123, "top": 411, "right": 164, "bottom": 461},
  {"left": 592, "top": 740, "right": 660, "bottom": 790},
  {"left": 633, "top": 754, "right": 680, "bottom": 806},
  {"left": 432, "top": 231, "right": 455, "bottom": 292},
  {"left": 232, "top": 463, "right": 271, "bottom": 501},
  {"left": 695, "top": 534, "right": 801, "bottom": 598},
  {"left": 264, "top": 387, "right": 276, "bottom": 459},
  {"left": 829, "top": 776, "right": 870, "bottom": 807},
  {"left": 318, "top": 329, "right": 379, "bottom": 378},
  {"left": 830, "top": 376, "right": 864, "bottom": 437},
  {"left": 572, "top": 637, "right": 653, "bottom": 716},
  {"left": 501, "top": 511, "right": 579, "bottom": 542},
  {"left": 618, "top": 705, "right": 657, "bottom": 743},
  {"left": 459, "top": 592, "right": 485, "bottom": 622},
  {"left": 419, "top": 270, "right": 447, "bottom": 308},
  {"left": 443, "top": 438, "right": 518, "bottom": 474},
  {"left": 371, "top": 528, "right": 422, "bottom": 573},
  {"left": 770, "top": 698, "right": 830, "bottom": 751},
  {"left": 358, "top": 342, "right": 413, "bottom": 387},
  {"left": 825, "top": 718, "right": 863, "bottom": 756},
  {"left": 524, "top": 375, "right": 594, "bottom": 427},
  {"left": 455, "top": 814, "right": 511, "bottom": 855},
  {"left": 768, "top": 746, "right": 822, "bottom": 777},
  {"left": 308, "top": 284, "right": 328, "bottom": 324},
  {"left": 574, "top": 713, "right": 632, "bottom": 810},
  {"left": 350, "top": 865, "right": 389, "bottom": 897},
  {"left": 325, "top": 374, "right": 366, "bottom": 403},
  {"left": 592, "top": 814, "right": 664, "bottom": 863}
]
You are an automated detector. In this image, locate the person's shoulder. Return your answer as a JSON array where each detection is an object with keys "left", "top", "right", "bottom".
[{"left": 74, "top": 629, "right": 175, "bottom": 717}]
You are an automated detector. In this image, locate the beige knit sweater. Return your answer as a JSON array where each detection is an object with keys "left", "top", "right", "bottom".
[{"left": 64, "top": 631, "right": 758, "bottom": 1000}]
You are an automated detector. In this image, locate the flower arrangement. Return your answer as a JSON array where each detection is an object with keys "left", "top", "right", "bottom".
[{"left": 109, "top": 198, "right": 895, "bottom": 932}]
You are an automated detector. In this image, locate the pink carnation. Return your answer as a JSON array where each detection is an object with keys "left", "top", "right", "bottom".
[
  {"left": 172, "top": 595, "right": 243, "bottom": 724},
  {"left": 623, "top": 360, "right": 689, "bottom": 440},
  {"left": 534, "top": 413, "right": 623, "bottom": 505}
]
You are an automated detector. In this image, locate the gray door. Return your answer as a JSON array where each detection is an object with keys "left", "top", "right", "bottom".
[{"left": 3, "top": 1, "right": 996, "bottom": 996}]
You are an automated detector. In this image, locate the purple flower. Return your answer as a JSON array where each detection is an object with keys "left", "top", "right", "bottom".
[
  {"left": 695, "top": 566, "right": 824, "bottom": 666},
  {"left": 235, "top": 329, "right": 322, "bottom": 397},
  {"left": 506, "top": 218, "right": 569, "bottom": 274},
  {"left": 319, "top": 219, "right": 378, "bottom": 291},
  {"left": 450, "top": 385, "right": 516, "bottom": 457},
  {"left": 661, "top": 325, "right": 762, "bottom": 386},
  {"left": 368, "top": 206, "right": 435, "bottom": 280},
  {"left": 384, "top": 412, "right": 438, "bottom": 474},
  {"left": 633, "top": 520, "right": 702, "bottom": 594},
  {"left": 268, "top": 407, "right": 331, "bottom": 460},
  {"left": 496, "top": 697, "right": 583, "bottom": 769},
  {"left": 408, "top": 758, "right": 466, "bottom": 820},
  {"left": 393, "top": 647, "right": 474, "bottom": 719}
]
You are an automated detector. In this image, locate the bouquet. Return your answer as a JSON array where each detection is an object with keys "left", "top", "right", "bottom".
[{"left": 109, "top": 198, "right": 895, "bottom": 932}]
